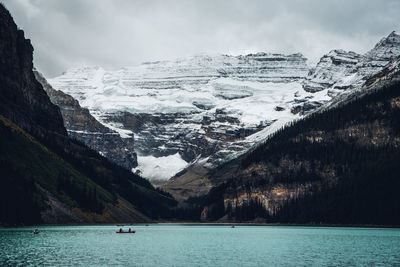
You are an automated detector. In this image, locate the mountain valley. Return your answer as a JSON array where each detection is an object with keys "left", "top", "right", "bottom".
[{"left": 1, "top": 1, "right": 399, "bottom": 225}]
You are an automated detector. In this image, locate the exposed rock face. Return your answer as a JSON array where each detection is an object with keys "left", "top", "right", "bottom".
[
  {"left": 0, "top": 6, "right": 66, "bottom": 140},
  {"left": 362, "top": 31, "right": 400, "bottom": 67},
  {"left": 34, "top": 71, "right": 137, "bottom": 170},
  {"left": 302, "top": 50, "right": 361, "bottom": 92},
  {"left": 303, "top": 31, "right": 400, "bottom": 92},
  {"left": 201, "top": 184, "right": 314, "bottom": 221}
]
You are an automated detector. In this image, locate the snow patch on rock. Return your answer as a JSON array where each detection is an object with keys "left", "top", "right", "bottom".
[{"left": 133, "top": 153, "right": 188, "bottom": 181}]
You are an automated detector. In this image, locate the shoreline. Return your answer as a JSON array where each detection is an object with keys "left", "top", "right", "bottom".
[{"left": 2, "top": 222, "right": 400, "bottom": 229}]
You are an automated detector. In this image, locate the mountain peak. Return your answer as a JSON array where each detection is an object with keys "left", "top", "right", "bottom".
[
  {"left": 363, "top": 30, "right": 400, "bottom": 62},
  {"left": 302, "top": 32, "right": 400, "bottom": 93},
  {"left": 388, "top": 30, "right": 399, "bottom": 38},
  {"left": 371, "top": 30, "right": 400, "bottom": 50}
]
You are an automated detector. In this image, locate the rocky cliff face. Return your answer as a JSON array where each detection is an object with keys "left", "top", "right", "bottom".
[
  {"left": 34, "top": 71, "right": 137, "bottom": 170},
  {"left": 303, "top": 31, "right": 400, "bottom": 92},
  {"left": 0, "top": 5, "right": 66, "bottom": 141},
  {"left": 302, "top": 50, "right": 361, "bottom": 92}
]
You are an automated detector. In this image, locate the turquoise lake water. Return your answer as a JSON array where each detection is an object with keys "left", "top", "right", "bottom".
[{"left": 0, "top": 224, "right": 399, "bottom": 266}]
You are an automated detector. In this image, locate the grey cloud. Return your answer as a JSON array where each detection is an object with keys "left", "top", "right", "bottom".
[{"left": 2, "top": 0, "right": 399, "bottom": 77}]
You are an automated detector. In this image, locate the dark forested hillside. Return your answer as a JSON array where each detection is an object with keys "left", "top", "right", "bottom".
[
  {"left": 200, "top": 70, "right": 400, "bottom": 225},
  {"left": 0, "top": 4, "right": 176, "bottom": 226},
  {"left": 0, "top": 114, "right": 177, "bottom": 225}
]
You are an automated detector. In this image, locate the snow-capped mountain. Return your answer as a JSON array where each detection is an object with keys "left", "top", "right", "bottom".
[{"left": 48, "top": 31, "right": 400, "bottom": 182}]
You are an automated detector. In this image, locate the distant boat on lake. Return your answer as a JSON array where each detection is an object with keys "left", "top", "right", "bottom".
[{"left": 116, "top": 228, "right": 135, "bottom": 234}]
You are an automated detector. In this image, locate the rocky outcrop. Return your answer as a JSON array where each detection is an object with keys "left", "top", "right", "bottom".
[
  {"left": 0, "top": 5, "right": 66, "bottom": 141},
  {"left": 201, "top": 184, "right": 314, "bottom": 221},
  {"left": 362, "top": 31, "right": 400, "bottom": 68},
  {"left": 302, "top": 50, "right": 361, "bottom": 92},
  {"left": 303, "top": 31, "right": 400, "bottom": 93},
  {"left": 34, "top": 71, "right": 137, "bottom": 170}
]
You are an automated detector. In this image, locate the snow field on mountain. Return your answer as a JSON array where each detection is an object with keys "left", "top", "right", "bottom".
[{"left": 132, "top": 153, "right": 188, "bottom": 181}]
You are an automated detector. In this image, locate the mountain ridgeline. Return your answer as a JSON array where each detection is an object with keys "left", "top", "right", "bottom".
[{"left": 0, "top": 4, "right": 176, "bottom": 226}]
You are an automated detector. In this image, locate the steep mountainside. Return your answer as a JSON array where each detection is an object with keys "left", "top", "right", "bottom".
[
  {"left": 198, "top": 59, "right": 400, "bottom": 224},
  {"left": 0, "top": 4, "right": 175, "bottom": 226},
  {"left": 49, "top": 32, "right": 400, "bottom": 186},
  {"left": 0, "top": 115, "right": 149, "bottom": 224},
  {"left": 0, "top": 5, "right": 66, "bottom": 141},
  {"left": 34, "top": 71, "right": 137, "bottom": 170}
]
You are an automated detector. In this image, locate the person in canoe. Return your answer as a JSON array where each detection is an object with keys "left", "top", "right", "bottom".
[
  {"left": 116, "top": 228, "right": 135, "bottom": 233},
  {"left": 33, "top": 229, "right": 39, "bottom": 234}
]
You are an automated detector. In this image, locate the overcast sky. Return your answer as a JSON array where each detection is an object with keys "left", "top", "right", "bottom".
[{"left": 3, "top": 0, "right": 399, "bottom": 78}]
